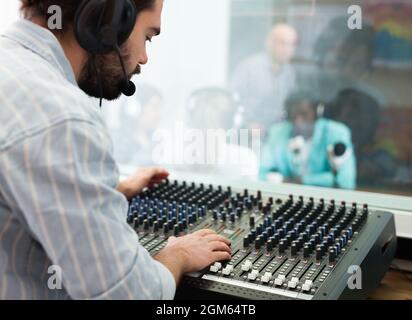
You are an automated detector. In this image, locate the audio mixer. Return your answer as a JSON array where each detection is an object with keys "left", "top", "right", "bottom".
[{"left": 127, "top": 179, "right": 397, "bottom": 300}]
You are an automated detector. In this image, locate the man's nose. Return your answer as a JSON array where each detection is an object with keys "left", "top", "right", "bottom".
[{"left": 138, "top": 51, "right": 148, "bottom": 65}]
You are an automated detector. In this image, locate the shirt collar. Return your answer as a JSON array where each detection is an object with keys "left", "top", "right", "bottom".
[{"left": 1, "top": 19, "right": 77, "bottom": 86}]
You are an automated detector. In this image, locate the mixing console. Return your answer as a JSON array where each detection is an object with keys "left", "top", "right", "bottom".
[{"left": 127, "top": 179, "right": 396, "bottom": 300}]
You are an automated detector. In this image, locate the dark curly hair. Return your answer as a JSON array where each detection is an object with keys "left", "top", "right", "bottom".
[{"left": 20, "top": 0, "right": 156, "bottom": 31}]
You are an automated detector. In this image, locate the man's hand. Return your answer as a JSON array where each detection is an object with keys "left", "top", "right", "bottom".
[
  {"left": 154, "top": 229, "right": 232, "bottom": 284},
  {"left": 117, "top": 167, "right": 169, "bottom": 200}
]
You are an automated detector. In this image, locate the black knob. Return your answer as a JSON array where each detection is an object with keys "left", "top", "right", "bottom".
[
  {"left": 246, "top": 200, "right": 253, "bottom": 210},
  {"left": 329, "top": 248, "right": 336, "bottom": 264},
  {"left": 221, "top": 212, "right": 226, "bottom": 222},
  {"left": 285, "top": 234, "right": 292, "bottom": 246},
  {"left": 279, "top": 241, "right": 286, "bottom": 254},
  {"left": 291, "top": 243, "right": 298, "bottom": 256},
  {"left": 249, "top": 216, "right": 255, "bottom": 226},
  {"left": 174, "top": 224, "right": 179, "bottom": 236},
  {"left": 143, "top": 219, "right": 149, "bottom": 230},
  {"left": 303, "top": 244, "right": 311, "bottom": 259},
  {"left": 255, "top": 237, "right": 262, "bottom": 250},
  {"left": 267, "top": 239, "right": 273, "bottom": 252},
  {"left": 243, "top": 236, "right": 249, "bottom": 248},
  {"left": 230, "top": 213, "right": 236, "bottom": 223},
  {"left": 271, "top": 234, "right": 279, "bottom": 246},
  {"left": 316, "top": 247, "right": 323, "bottom": 261},
  {"left": 334, "top": 240, "right": 341, "bottom": 254},
  {"left": 163, "top": 222, "right": 169, "bottom": 234},
  {"left": 250, "top": 229, "right": 256, "bottom": 241},
  {"left": 213, "top": 210, "right": 218, "bottom": 220}
]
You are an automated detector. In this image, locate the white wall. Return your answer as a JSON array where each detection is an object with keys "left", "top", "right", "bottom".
[
  {"left": 0, "top": 1, "right": 20, "bottom": 33},
  {"left": 129, "top": 0, "right": 232, "bottom": 120}
]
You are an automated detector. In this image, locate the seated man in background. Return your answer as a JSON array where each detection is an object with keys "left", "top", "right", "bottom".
[
  {"left": 230, "top": 24, "right": 298, "bottom": 134},
  {"left": 260, "top": 91, "right": 356, "bottom": 189}
]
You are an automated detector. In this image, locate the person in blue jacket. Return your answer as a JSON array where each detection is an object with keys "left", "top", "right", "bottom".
[{"left": 260, "top": 91, "right": 356, "bottom": 189}]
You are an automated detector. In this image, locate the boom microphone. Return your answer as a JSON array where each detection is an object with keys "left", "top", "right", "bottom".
[
  {"left": 115, "top": 45, "right": 136, "bottom": 97},
  {"left": 120, "top": 79, "right": 136, "bottom": 97}
]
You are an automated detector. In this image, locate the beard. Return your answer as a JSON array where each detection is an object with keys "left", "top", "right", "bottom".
[{"left": 78, "top": 47, "right": 140, "bottom": 101}]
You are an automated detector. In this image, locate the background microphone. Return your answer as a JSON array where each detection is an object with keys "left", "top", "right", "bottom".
[
  {"left": 115, "top": 45, "right": 136, "bottom": 97},
  {"left": 334, "top": 143, "right": 347, "bottom": 158},
  {"left": 328, "top": 142, "right": 351, "bottom": 188},
  {"left": 329, "top": 142, "right": 350, "bottom": 171}
]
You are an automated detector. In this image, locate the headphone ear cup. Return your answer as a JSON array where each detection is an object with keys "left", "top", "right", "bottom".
[
  {"left": 74, "top": 0, "right": 137, "bottom": 55},
  {"left": 115, "top": 0, "right": 137, "bottom": 47}
]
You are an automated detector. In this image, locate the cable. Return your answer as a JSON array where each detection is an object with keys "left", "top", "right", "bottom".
[{"left": 92, "top": 55, "right": 103, "bottom": 108}]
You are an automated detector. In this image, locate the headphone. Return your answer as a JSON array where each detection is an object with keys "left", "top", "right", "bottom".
[
  {"left": 74, "top": 0, "right": 137, "bottom": 104},
  {"left": 186, "top": 87, "right": 243, "bottom": 130}
]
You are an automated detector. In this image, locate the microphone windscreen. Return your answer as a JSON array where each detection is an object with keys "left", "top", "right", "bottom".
[
  {"left": 334, "top": 143, "right": 347, "bottom": 157},
  {"left": 121, "top": 80, "right": 136, "bottom": 97}
]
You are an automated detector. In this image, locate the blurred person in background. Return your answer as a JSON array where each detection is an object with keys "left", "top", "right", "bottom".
[
  {"left": 107, "top": 84, "right": 164, "bottom": 166},
  {"left": 182, "top": 87, "right": 259, "bottom": 181},
  {"left": 325, "top": 89, "right": 399, "bottom": 186},
  {"left": 314, "top": 17, "right": 386, "bottom": 106},
  {"left": 230, "top": 23, "right": 298, "bottom": 135},
  {"left": 260, "top": 91, "right": 356, "bottom": 189}
]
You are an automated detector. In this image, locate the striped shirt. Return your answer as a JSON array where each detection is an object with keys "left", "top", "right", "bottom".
[{"left": 0, "top": 19, "right": 175, "bottom": 300}]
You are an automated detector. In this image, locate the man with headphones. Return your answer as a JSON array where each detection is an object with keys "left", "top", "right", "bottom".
[
  {"left": 0, "top": 0, "right": 231, "bottom": 299},
  {"left": 259, "top": 91, "right": 357, "bottom": 190}
]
